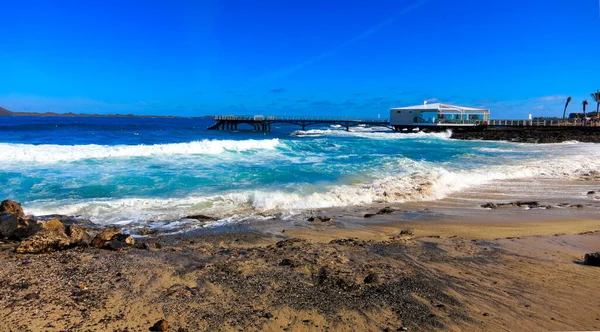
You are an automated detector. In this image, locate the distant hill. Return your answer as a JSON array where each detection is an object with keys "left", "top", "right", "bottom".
[
  {"left": 0, "top": 106, "right": 12, "bottom": 116},
  {"left": 0, "top": 106, "right": 204, "bottom": 119}
]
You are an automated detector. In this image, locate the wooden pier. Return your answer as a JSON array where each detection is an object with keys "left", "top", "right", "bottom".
[
  {"left": 208, "top": 115, "right": 600, "bottom": 133},
  {"left": 207, "top": 115, "right": 391, "bottom": 132}
]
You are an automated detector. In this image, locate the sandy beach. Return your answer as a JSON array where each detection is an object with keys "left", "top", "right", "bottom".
[{"left": 1, "top": 182, "right": 599, "bottom": 332}]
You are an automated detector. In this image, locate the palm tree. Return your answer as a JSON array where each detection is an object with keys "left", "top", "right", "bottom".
[
  {"left": 591, "top": 90, "right": 600, "bottom": 116},
  {"left": 583, "top": 99, "right": 589, "bottom": 118},
  {"left": 563, "top": 96, "right": 572, "bottom": 120}
]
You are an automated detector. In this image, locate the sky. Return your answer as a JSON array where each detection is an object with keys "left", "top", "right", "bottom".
[{"left": 1, "top": 0, "right": 599, "bottom": 118}]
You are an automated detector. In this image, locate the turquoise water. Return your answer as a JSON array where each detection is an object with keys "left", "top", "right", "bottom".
[{"left": 1, "top": 116, "right": 599, "bottom": 227}]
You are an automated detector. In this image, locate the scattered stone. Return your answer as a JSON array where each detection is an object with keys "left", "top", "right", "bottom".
[
  {"left": 275, "top": 238, "right": 302, "bottom": 248},
  {"left": 77, "top": 282, "right": 87, "bottom": 290},
  {"left": 279, "top": 258, "right": 294, "bottom": 267},
  {"left": 307, "top": 216, "right": 334, "bottom": 222},
  {"left": 186, "top": 214, "right": 218, "bottom": 222},
  {"left": 23, "top": 292, "right": 40, "bottom": 300},
  {"left": 481, "top": 202, "right": 498, "bottom": 209},
  {"left": 0, "top": 200, "right": 24, "bottom": 218},
  {"left": 515, "top": 201, "right": 539, "bottom": 208},
  {"left": 329, "top": 238, "right": 367, "bottom": 246},
  {"left": 364, "top": 272, "right": 379, "bottom": 284},
  {"left": 377, "top": 207, "right": 395, "bottom": 214},
  {"left": 90, "top": 227, "right": 122, "bottom": 248},
  {"left": 138, "top": 228, "right": 162, "bottom": 236},
  {"left": 149, "top": 319, "right": 169, "bottom": 331},
  {"left": 584, "top": 252, "right": 600, "bottom": 267},
  {"left": 135, "top": 242, "right": 151, "bottom": 250},
  {"left": 399, "top": 230, "right": 414, "bottom": 236}
]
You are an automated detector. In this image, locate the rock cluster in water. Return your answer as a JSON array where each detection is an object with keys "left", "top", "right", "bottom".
[{"left": 0, "top": 199, "right": 135, "bottom": 254}]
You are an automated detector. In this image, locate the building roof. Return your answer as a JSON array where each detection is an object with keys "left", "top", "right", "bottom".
[{"left": 390, "top": 103, "right": 489, "bottom": 113}]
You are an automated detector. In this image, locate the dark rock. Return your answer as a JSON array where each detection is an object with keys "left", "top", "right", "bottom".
[
  {"left": 571, "top": 204, "right": 585, "bottom": 208},
  {"left": 23, "top": 292, "right": 40, "bottom": 300},
  {"left": 263, "top": 312, "right": 273, "bottom": 319},
  {"left": 364, "top": 272, "right": 379, "bottom": 284},
  {"left": 106, "top": 234, "right": 135, "bottom": 250},
  {"left": 65, "top": 225, "right": 92, "bottom": 247},
  {"left": 481, "top": 203, "right": 498, "bottom": 209},
  {"left": 515, "top": 201, "right": 539, "bottom": 208},
  {"left": 482, "top": 312, "right": 490, "bottom": 317},
  {"left": 399, "top": 230, "right": 414, "bottom": 236},
  {"left": 138, "top": 228, "right": 162, "bottom": 236},
  {"left": 364, "top": 213, "right": 377, "bottom": 218},
  {"left": 149, "top": 319, "right": 169, "bottom": 331},
  {"left": 279, "top": 258, "right": 294, "bottom": 267},
  {"left": 155, "top": 242, "right": 163, "bottom": 249},
  {"left": 587, "top": 191, "right": 596, "bottom": 195},
  {"left": 0, "top": 200, "right": 24, "bottom": 218},
  {"left": 377, "top": 207, "right": 395, "bottom": 214},
  {"left": 91, "top": 227, "right": 122, "bottom": 248},
  {"left": 275, "top": 238, "right": 302, "bottom": 248},
  {"left": 135, "top": 242, "right": 151, "bottom": 250},
  {"left": 584, "top": 252, "right": 600, "bottom": 266},
  {"left": 329, "top": 238, "right": 366, "bottom": 246},
  {"left": 307, "top": 216, "right": 334, "bottom": 222},
  {"left": 186, "top": 214, "right": 218, "bottom": 222}
]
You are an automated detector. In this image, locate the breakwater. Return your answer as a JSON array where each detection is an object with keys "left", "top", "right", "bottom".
[{"left": 451, "top": 127, "right": 600, "bottom": 143}]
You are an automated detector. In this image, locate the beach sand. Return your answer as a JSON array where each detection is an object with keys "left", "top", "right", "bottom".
[
  {"left": 1, "top": 196, "right": 600, "bottom": 331},
  {"left": 1, "top": 178, "right": 600, "bottom": 331}
]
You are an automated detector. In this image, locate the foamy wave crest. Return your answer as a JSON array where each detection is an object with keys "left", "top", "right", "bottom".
[
  {"left": 22, "top": 151, "right": 600, "bottom": 225},
  {"left": 0, "top": 139, "right": 280, "bottom": 163},
  {"left": 291, "top": 128, "right": 452, "bottom": 140}
]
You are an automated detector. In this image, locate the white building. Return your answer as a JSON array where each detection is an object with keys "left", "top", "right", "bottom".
[{"left": 390, "top": 102, "right": 490, "bottom": 131}]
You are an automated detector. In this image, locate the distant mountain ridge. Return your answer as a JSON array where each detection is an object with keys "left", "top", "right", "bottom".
[{"left": 0, "top": 106, "right": 208, "bottom": 118}]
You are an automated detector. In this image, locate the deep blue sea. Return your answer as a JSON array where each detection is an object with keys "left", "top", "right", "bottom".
[{"left": 1, "top": 116, "right": 599, "bottom": 230}]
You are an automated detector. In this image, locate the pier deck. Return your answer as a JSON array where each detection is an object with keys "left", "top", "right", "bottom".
[
  {"left": 208, "top": 116, "right": 600, "bottom": 133},
  {"left": 207, "top": 116, "right": 391, "bottom": 132}
]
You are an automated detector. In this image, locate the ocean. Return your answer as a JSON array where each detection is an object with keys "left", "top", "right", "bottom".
[{"left": 1, "top": 116, "right": 599, "bottom": 231}]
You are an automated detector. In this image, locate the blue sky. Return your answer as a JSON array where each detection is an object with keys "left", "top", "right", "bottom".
[{"left": 1, "top": 0, "right": 599, "bottom": 118}]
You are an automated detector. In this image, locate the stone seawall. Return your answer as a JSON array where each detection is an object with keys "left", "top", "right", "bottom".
[{"left": 451, "top": 127, "right": 600, "bottom": 143}]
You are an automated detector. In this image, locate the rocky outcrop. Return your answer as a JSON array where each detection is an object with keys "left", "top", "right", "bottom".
[
  {"left": 0, "top": 200, "right": 24, "bottom": 217},
  {"left": 0, "top": 200, "right": 137, "bottom": 254},
  {"left": 65, "top": 225, "right": 92, "bottom": 247},
  {"left": 90, "top": 227, "right": 122, "bottom": 248}
]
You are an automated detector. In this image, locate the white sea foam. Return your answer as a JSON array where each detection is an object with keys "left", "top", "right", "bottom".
[
  {"left": 0, "top": 139, "right": 280, "bottom": 163},
  {"left": 22, "top": 150, "right": 600, "bottom": 225},
  {"left": 291, "top": 128, "right": 452, "bottom": 140}
]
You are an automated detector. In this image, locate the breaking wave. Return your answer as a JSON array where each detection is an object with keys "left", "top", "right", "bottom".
[
  {"left": 22, "top": 151, "right": 600, "bottom": 225},
  {"left": 0, "top": 139, "right": 281, "bottom": 163}
]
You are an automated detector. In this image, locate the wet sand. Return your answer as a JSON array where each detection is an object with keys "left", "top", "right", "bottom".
[{"left": 1, "top": 179, "right": 600, "bottom": 331}]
